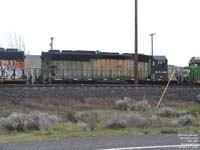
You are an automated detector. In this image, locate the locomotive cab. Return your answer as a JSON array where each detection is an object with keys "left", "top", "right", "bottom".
[{"left": 151, "top": 56, "right": 168, "bottom": 83}]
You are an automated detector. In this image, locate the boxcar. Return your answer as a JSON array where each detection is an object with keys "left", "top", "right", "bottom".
[{"left": 0, "top": 48, "right": 25, "bottom": 83}]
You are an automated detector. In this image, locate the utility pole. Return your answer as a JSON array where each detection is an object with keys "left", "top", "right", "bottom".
[
  {"left": 50, "top": 37, "right": 55, "bottom": 50},
  {"left": 134, "top": 0, "right": 138, "bottom": 84},
  {"left": 149, "top": 33, "right": 155, "bottom": 57},
  {"left": 149, "top": 33, "right": 155, "bottom": 80}
]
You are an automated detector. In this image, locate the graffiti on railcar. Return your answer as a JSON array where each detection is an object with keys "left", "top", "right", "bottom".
[{"left": 0, "top": 60, "right": 24, "bottom": 79}]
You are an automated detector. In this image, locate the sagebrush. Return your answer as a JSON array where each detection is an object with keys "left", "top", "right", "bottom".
[
  {"left": 0, "top": 112, "right": 59, "bottom": 134},
  {"left": 130, "top": 100, "right": 151, "bottom": 112},
  {"left": 156, "top": 107, "right": 176, "bottom": 117},
  {"left": 115, "top": 97, "right": 131, "bottom": 110},
  {"left": 105, "top": 112, "right": 150, "bottom": 129},
  {"left": 76, "top": 112, "right": 98, "bottom": 131}
]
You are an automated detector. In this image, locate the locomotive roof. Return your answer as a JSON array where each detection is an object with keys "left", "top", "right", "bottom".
[
  {"left": 153, "top": 56, "right": 167, "bottom": 61},
  {"left": 189, "top": 57, "right": 200, "bottom": 66},
  {"left": 41, "top": 50, "right": 150, "bottom": 62},
  {"left": 190, "top": 57, "right": 200, "bottom": 63},
  {"left": 0, "top": 48, "right": 24, "bottom": 60}
]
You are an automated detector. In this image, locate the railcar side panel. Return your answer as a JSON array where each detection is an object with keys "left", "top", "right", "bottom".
[
  {"left": 0, "top": 60, "right": 24, "bottom": 80},
  {"left": 50, "top": 60, "right": 93, "bottom": 81},
  {"left": 138, "top": 62, "right": 149, "bottom": 80}
]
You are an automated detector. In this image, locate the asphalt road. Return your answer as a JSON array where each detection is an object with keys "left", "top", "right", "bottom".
[{"left": 0, "top": 134, "right": 199, "bottom": 150}]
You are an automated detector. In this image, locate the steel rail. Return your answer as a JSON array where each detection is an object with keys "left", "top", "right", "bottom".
[{"left": 0, "top": 84, "right": 198, "bottom": 88}]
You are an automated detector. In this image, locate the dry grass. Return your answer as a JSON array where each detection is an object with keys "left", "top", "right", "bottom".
[{"left": 17, "top": 98, "right": 117, "bottom": 111}]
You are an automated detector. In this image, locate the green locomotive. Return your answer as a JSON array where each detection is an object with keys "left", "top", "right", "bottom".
[
  {"left": 188, "top": 57, "right": 200, "bottom": 84},
  {"left": 41, "top": 50, "right": 168, "bottom": 84}
]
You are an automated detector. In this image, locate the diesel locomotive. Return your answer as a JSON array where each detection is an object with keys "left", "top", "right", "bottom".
[{"left": 41, "top": 50, "right": 168, "bottom": 84}]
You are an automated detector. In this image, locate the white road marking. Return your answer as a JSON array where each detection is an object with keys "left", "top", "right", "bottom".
[{"left": 97, "top": 144, "right": 200, "bottom": 150}]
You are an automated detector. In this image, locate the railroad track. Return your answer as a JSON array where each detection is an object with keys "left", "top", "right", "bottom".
[{"left": 0, "top": 84, "right": 199, "bottom": 88}]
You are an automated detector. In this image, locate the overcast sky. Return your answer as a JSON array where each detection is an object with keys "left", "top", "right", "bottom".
[{"left": 0, "top": 0, "right": 200, "bottom": 66}]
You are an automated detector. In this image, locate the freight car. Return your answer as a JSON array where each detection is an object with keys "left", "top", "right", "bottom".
[
  {"left": 0, "top": 48, "right": 25, "bottom": 83},
  {"left": 41, "top": 50, "right": 168, "bottom": 84}
]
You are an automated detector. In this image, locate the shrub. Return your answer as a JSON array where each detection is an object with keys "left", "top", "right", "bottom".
[
  {"left": 196, "top": 94, "right": 200, "bottom": 103},
  {"left": 0, "top": 118, "right": 9, "bottom": 134},
  {"left": 170, "top": 115, "right": 195, "bottom": 127},
  {"left": 170, "top": 120, "right": 179, "bottom": 127},
  {"left": 175, "top": 110, "right": 188, "bottom": 117},
  {"left": 62, "top": 122, "right": 86, "bottom": 132},
  {"left": 0, "top": 112, "right": 60, "bottom": 134},
  {"left": 105, "top": 112, "right": 150, "bottom": 129},
  {"left": 115, "top": 97, "right": 131, "bottom": 110},
  {"left": 3, "top": 112, "right": 28, "bottom": 131},
  {"left": 171, "top": 115, "right": 195, "bottom": 126},
  {"left": 78, "top": 122, "right": 90, "bottom": 131},
  {"left": 24, "top": 112, "right": 42, "bottom": 130},
  {"left": 105, "top": 113, "right": 128, "bottom": 129},
  {"left": 76, "top": 112, "right": 98, "bottom": 131},
  {"left": 156, "top": 107, "right": 176, "bottom": 117},
  {"left": 131, "top": 100, "right": 151, "bottom": 112},
  {"left": 37, "top": 112, "right": 59, "bottom": 134},
  {"left": 150, "top": 115, "right": 161, "bottom": 126},
  {"left": 125, "top": 112, "right": 150, "bottom": 128},
  {"left": 63, "top": 111, "right": 78, "bottom": 123}
]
